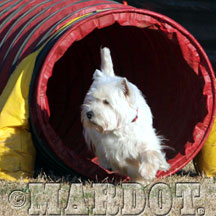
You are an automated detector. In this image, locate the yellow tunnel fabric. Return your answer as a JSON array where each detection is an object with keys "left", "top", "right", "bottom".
[
  {"left": 195, "top": 114, "right": 216, "bottom": 176},
  {"left": 0, "top": 49, "right": 40, "bottom": 181}
]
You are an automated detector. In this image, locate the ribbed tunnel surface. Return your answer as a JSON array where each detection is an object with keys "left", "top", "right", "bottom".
[{"left": 0, "top": 0, "right": 215, "bottom": 181}]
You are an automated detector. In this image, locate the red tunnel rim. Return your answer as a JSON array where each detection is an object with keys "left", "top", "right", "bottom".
[{"left": 35, "top": 7, "right": 216, "bottom": 179}]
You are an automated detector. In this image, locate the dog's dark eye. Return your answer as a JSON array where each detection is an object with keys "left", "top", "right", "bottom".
[{"left": 103, "top": 99, "right": 109, "bottom": 105}]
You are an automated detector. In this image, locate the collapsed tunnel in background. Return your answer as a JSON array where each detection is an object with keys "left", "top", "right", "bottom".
[{"left": 0, "top": 0, "right": 215, "bottom": 181}]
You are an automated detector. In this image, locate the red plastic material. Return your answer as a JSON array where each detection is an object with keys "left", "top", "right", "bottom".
[{"left": 0, "top": 0, "right": 215, "bottom": 181}]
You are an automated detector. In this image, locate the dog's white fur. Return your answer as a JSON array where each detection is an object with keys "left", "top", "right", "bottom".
[{"left": 81, "top": 47, "right": 170, "bottom": 183}]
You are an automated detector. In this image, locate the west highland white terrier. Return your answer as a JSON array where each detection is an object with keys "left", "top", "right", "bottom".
[{"left": 81, "top": 47, "right": 170, "bottom": 183}]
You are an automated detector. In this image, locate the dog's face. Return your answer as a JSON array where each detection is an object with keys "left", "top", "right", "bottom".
[
  {"left": 81, "top": 47, "right": 138, "bottom": 133},
  {"left": 81, "top": 69, "right": 137, "bottom": 133}
]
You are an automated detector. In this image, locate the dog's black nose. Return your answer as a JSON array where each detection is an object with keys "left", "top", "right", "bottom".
[{"left": 87, "top": 111, "right": 94, "bottom": 120}]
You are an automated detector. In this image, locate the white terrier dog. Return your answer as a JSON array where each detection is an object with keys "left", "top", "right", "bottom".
[{"left": 81, "top": 47, "right": 170, "bottom": 183}]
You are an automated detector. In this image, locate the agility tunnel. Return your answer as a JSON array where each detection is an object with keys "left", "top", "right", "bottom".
[{"left": 0, "top": 0, "right": 215, "bottom": 181}]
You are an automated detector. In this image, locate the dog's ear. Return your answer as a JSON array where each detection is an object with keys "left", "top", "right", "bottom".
[
  {"left": 93, "top": 69, "right": 104, "bottom": 80},
  {"left": 100, "top": 47, "right": 115, "bottom": 77},
  {"left": 121, "top": 78, "right": 130, "bottom": 97}
]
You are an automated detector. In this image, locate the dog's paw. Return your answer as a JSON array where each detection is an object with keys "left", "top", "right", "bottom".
[
  {"left": 157, "top": 151, "right": 170, "bottom": 172},
  {"left": 160, "top": 160, "right": 170, "bottom": 171},
  {"left": 138, "top": 150, "right": 167, "bottom": 181},
  {"left": 139, "top": 161, "right": 157, "bottom": 181}
]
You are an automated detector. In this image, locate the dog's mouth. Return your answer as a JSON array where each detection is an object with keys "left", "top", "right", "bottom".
[
  {"left": 81, "top": 110, "right": 116, "bottom": 134},
  {"left": 90, "top": 121, "right": 118, "bottom": 134},
  {"left": 91, "top": 121, "right": 102, "bottom": 130},
  {"left": 83, "top": 119, "right": 105, "bottom": 133}
]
